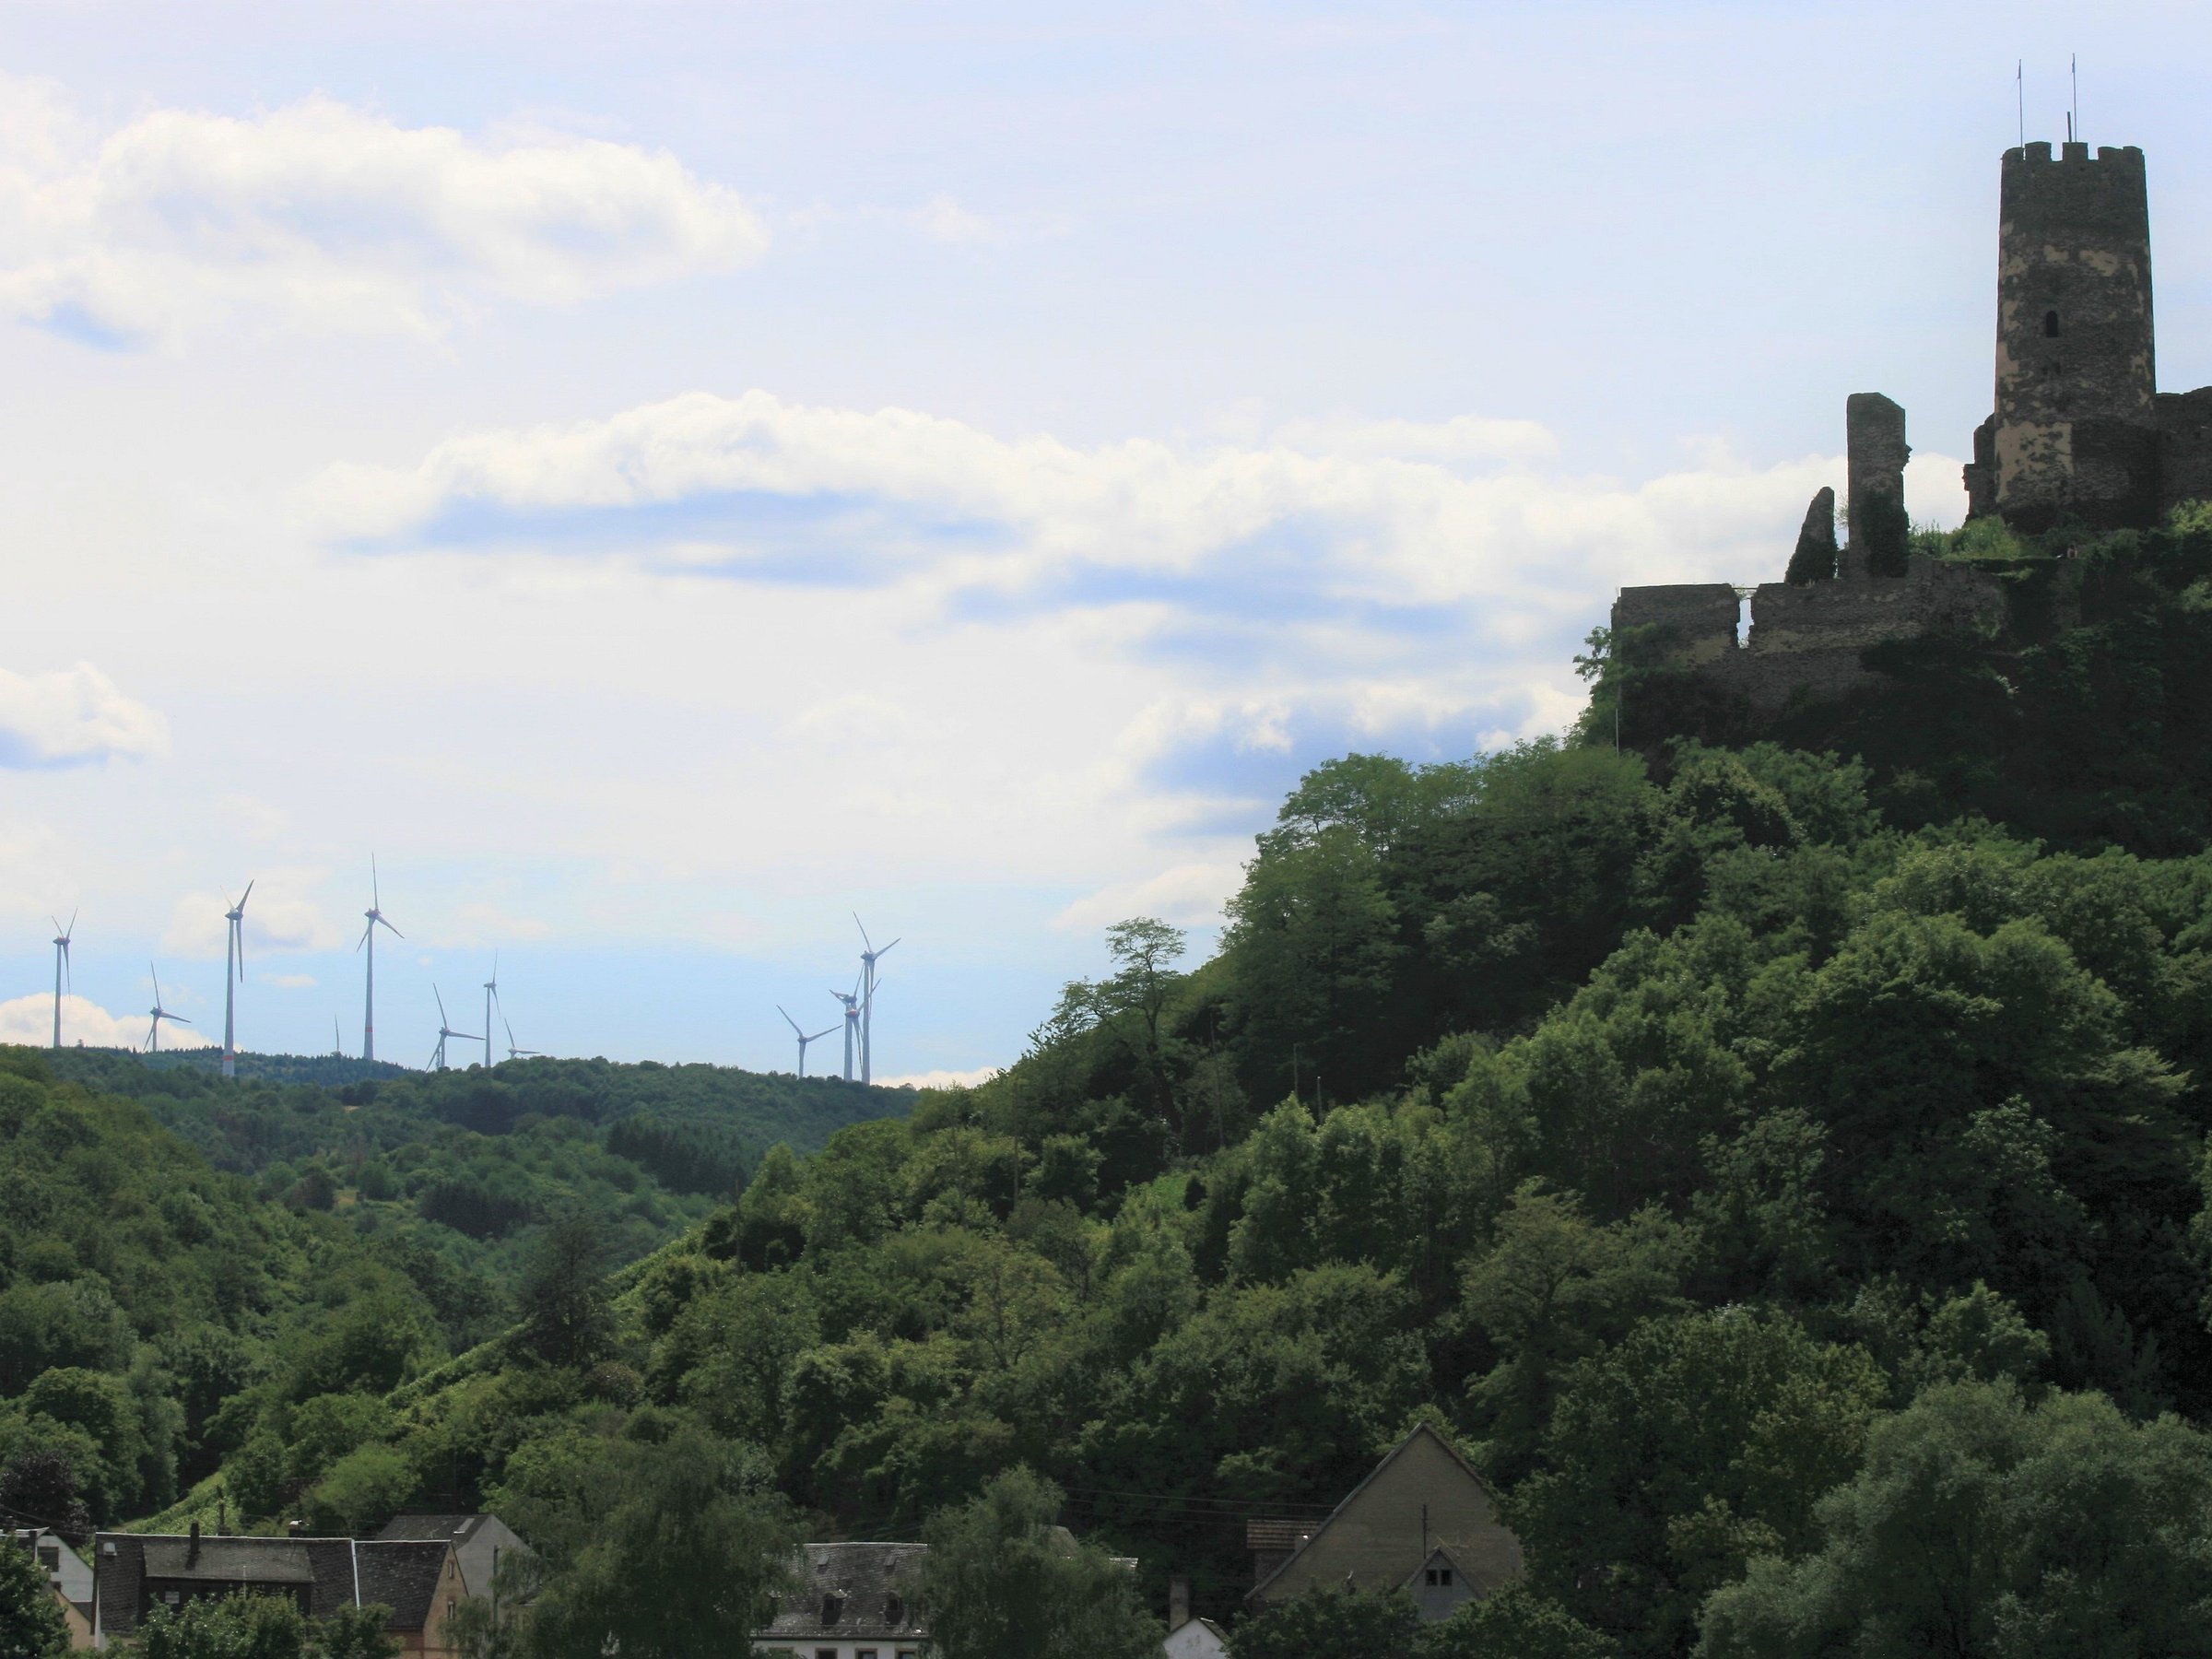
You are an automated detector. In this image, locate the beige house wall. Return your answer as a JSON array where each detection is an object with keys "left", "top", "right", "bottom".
[{"left": 1253, "top": 1427, "right": 1523, "bottom": 1606}]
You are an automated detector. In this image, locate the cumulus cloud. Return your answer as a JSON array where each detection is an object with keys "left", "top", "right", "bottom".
[
  {"left": 160, "top": 873, "right": 346, "bottom": 959},
  {"left": 0, "top": 662, "right": 168, "bottom": 767},
  {"left": 0, "top": 992, "right": 169, "bottom": 1049},
  {"left": 1055, "top": 862, "right": 1247, "bottom": 933},
  {"left": 307, "top": 390, "right": 1952, "bottom": 640},
  {"left": 0, "top": 76, "right": 770, "bottom": 346},
  {"left": 910, "top": 194, "right": 996, "bottom": 244}
]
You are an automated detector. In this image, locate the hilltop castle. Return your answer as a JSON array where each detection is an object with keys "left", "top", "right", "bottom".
[{"left": 1613, "top": 141, "right": 2212, "bottom": 717}]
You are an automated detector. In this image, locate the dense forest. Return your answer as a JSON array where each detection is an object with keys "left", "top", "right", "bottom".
[{"left": 16, "top": 513, "right": 2212, "bottom": 1656}]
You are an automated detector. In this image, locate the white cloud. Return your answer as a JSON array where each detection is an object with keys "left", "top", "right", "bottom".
[
  {"left": 306, "top": 390, "right": 1947, "bottom": 627},
  {"left": 910, "top": 194, "right": 996, "bottom": 244},
  {"left": 1055, "top": 862, "right": 1246, "bottom": 933},
  {"left": 0, "top": 77, "right": 770, "bottom": 346},
  {"left": 267, "top": 973, "right": 317, "bottom": 989},
  {"left": 877, "top": 1065, "right": 1001, "bottom": 1090},
  {"left": 160, "top": 872, "right": 346, "bottom": 959},
  {"left": 0, "top": 662, "right": 168, "bottom": 767},
  {"left": 0, "top": 992, "right": 167, "bottom": 1050}
]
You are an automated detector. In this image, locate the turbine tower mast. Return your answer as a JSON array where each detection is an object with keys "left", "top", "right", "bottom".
[
  {"left": 50, "top": 910, "right": 75, "bottom": 1049},
  {"left": 358, "top": 857, "right": 403, "bottom": 1063},
  {"left": 779, "top": 1006, "right": 838, "bottom": 1078},
  {"left": 853, "top": 915, "right": 899, "bottom": 1087},
  {"left": 831, "top": 979, "right": 861, "bottom": 1080},
  {"left": 221, "top": 881, "right": 254, "bottom": 1079},
  {"left": 484, "top": 952, "right": 500, "bottom": 1070}
]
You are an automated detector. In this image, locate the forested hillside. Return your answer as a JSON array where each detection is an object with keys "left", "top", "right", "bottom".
[{"left": 17, "top": 517, "right": 2212, "bottom": 1655}]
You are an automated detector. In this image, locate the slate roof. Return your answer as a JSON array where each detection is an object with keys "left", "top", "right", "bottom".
[
  {"left": 95, "top": 1534, "right": 453, "bottom": 1642},
  {"left": 1244, "top": 1520, "right": 1312, "bottom": 1552},
  {"left": 355, "top": 1541, "right": 450, "bottom": 1631},
  {"left": 372, "top": 1515, "right": 487, "bottom": 1546},
  {"left": 758, "top": 1544, "right": 928, "bottom": 1642},
  {"left": 95, "top": 1535, "right": 357, "bottom": 1641}
]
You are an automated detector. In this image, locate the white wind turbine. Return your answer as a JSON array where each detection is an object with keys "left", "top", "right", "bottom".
[
  {"left": 483, "top": 952, "right": 500, "bottom": 1071},
  {"left": 145, "top": 964, "right": 191, "bottom": 1053},
  {"left": 854, "top": 915, "right": 899, "bottom": 1086},
  {"left": 358, "top": 857, "right": 402, "bottom": 1063},
  {"left": 502, "top": 1014, "right": 544, "bottom": 1062},
  {"left": 429, "top": 986, "right": 480, "bottom": 1072},
  {"left": 779, "top": 1006, "right": 839, "bottom": 1078},
  {"left": 220, "top": 880, "right": 254, "bottom": 1079},
  {"left": 49, "top": 910, "right": 76, "bottom": 1050},
  {"left": 830, "top": 978, "right": 862, "bottom": 1080}
]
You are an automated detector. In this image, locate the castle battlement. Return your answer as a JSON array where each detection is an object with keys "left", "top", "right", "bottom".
[{"left": 1608, "top": 140, "right": 2212, "bottom": 737}]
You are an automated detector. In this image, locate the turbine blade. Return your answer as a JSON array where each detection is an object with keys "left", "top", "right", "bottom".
[
  {"left": 435, "top": 986, "right": 450, "bottom": 1023},
  {"left": 240, "top": 878, "right": 254, "bottom": 911},
  {"left": 371, "top": 853, "right": 380, "bottom": 910},
  {"left": 380, "top": 916, "right": 405, "bottom": 938},
  {"left": 854, "top": 913, "right": 874, "bottom": 952},
  {"left": 172, "top": 1013, "right": 193, "bottom": 1025},
  {"left": 779, "top": 1005, "right": 802, "bottom": 1035},
  {"left": 879, "top": 938, "right": 901, "bottom": 960}
]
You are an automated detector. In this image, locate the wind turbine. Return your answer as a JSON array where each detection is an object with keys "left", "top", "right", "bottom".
[
  {"left": 49, "top": 910, "right": 75, "bottom": 1050},
  {"left": 429, "top": 986, "right": 480, "bottom": 1072},
  {"left": 854, "top": 915, "right": 899, "bottom": 1086},
  {"left": 502, "top": 1014, "right": 543, "bottom": 1061},
  {"left": 145, "top": 964, "right": 190, "bottom": 1053},
  {"left": 332, "top": 1016, "right": 344, "bottom": 1059},
  {"left": 358, "top": 857, "right": 402, "bottom": 1063},
  {"left": 779, "top": 1006, "right": 839, "bottom": 1077},
  {"left": 220, "top": 881, "right": 254, "bottom": 1079},
  {"left": 830, "top": 978, "right": 862, "bottom": 1080},
  {"left": 483, "top": 952, "right": 500, "bottom": 1070}
]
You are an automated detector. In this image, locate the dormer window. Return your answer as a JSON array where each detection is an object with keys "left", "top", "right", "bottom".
[
  {"left": 2043, "top": 310, "right": 2062, "bottom": 337},
  {"left": 883, "top": 1593, "right": 904, "bottom": 1626},
  {"left": 820, "top": 1593, "right": 844, "bottom": 1625}
]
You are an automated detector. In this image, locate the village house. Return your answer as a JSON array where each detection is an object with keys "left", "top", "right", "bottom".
[
  {"left": 752, "top": 1542, "right": 928, "bottom": 1659},
  {"left": 8, "top": 1529, "right": 95, "bottom": 1648},
  {"left": 90, "top": 1512, "right": 523, "bottom": 1658},
  {"left": 1244, "top": 1424, "right": 1524, "bottom": 1622}
]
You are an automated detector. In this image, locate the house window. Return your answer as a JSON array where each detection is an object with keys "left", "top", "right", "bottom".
[
  {"left": 858, "top": 1651, "right": 878, "bottom": 1659},
  {"left": 882, "top": 1594, "right": 902, "bottom": 1626},
  {"left": 898, "top": 1651, "right": 919, "bottom": 1659},
  {"left": 815, "top": 1650, "right": 838, "bottom": 1659},
  {"left": 37, "top": 1547, "right": 58, "bottom": 1572},
  {"left": 2044, "top": 310, "right": 2061, "bottom": 337},
  {"left": 1425, "top": 1566, "right": 1455, "bottom": 1586}
]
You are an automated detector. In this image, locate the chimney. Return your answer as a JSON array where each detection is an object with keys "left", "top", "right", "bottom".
[
  {"left": 1169, "top": 1575, "right": 1190, "bottom": 1630},
  {"left": 188, "top": 1523, "right": 200, "bottom": 1568}
]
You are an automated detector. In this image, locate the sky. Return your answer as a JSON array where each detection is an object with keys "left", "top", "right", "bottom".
[{"left": 4, "top": 0, "right": 2211, "bottom": 1080}]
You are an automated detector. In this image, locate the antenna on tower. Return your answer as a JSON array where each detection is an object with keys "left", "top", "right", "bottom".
[
  {"left": 2071, "top": 52, "right": 2079, "bottom": 146},
  {"left": 2016, "top": 60, "right": 2024, "bottom": 149}
]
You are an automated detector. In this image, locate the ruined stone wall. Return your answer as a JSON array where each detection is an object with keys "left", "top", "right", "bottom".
[
  {"left": 1613, "top": 559, "right": 2004, "bottom": 718},
  {"left": 1611, "top": 583, "right": 1739, "bottom": 663},
  {"left": 1843, "top": 394, "right": 1909, "bottom": 578},
  {"left": 2158, "top": 387, "right": 2212, "bottom": 516},
  {"left": 1989, "top": 142, "right": 2159, "bottom": 532}
]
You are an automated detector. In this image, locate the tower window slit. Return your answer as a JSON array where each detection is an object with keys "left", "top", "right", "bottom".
[{"left": 2043, "top": 310, "right": 2061, "bottom": 337}]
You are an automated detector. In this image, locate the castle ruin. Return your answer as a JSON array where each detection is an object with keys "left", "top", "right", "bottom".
[{"left": 1612, "top": 141, "right": 2212, "bottom": 718}]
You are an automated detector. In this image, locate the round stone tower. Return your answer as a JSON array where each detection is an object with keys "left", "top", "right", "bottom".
[{"left": 1983, "top": 141, "right": 2159, "bottom": 532}]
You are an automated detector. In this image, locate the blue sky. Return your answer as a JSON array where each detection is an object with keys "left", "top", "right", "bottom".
[{"left": 4, "top": 1, "right": 2210, "bottom": 1077}]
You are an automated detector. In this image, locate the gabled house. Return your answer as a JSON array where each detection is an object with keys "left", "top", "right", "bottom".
[
  {"left": 1245, "top": 1424, "right": 1523, "bottom": 1621},
  {"left": 91, "top": 1527, "right": 477, "bottom": 1657},
  {"left": 753, "top": 1543, "right": 927, "bottom": 1659},
  {"left": 8, "top": 1530, "right": 94, "bottom": 1648},
  {"left": 373, "top": 1513, "right": 531, "bottom": 1610}
]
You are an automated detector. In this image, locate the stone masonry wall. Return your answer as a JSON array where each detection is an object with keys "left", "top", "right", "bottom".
[{"left": 1613, "top": 559, "right": 2004, "bottom": 718}]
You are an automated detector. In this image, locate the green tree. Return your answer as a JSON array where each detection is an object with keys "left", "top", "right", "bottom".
[
  {"left": 502, "top": 1430, "right": 798, "bottom": 1659},
  {"left": 0, "top": 1535, "right": 67, "bottom": 1659},
  {"left": 512, "top": 1213, "right": 613, "bottom": 1370},
  {"left": 1228, "top": 1586, "right": 1420, "bottom": 1659},
  {"left": 1698, "top": 1381, "right": 2212, "bottom": 1659},
  {"left": 1417, "top": 1583, "right": 1614, "bottom": 1659},
  {"left": 917, "top": 1468, "right": 1160, "bottom": 1659},
  {"left": 1512, "top": 1311, "right": 1887, "bottom": 1656}
]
